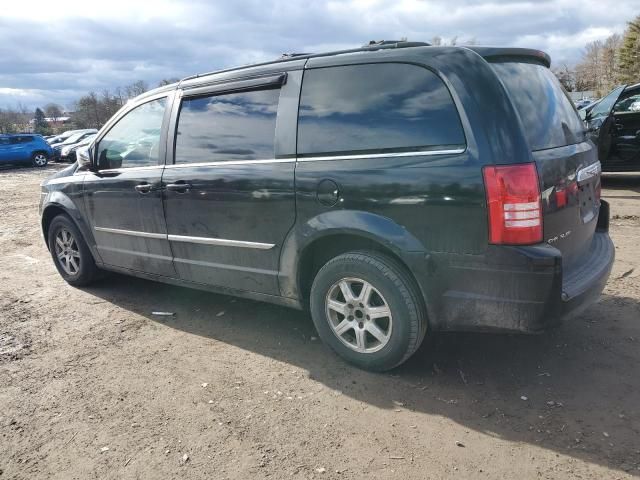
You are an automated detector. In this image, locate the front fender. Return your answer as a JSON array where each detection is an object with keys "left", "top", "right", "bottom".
[
  {"left": 40, "top": 182, "right": 102, "bottom": 263},
  {"left": 278, "top": 210, "right": 431, "bottom": 300}
]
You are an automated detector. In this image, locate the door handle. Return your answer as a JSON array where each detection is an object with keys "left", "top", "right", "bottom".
[
  {"left": 165, "top": 182, "right": 192, "bottom": 193},
  {"left": 135, "top": 183, "right": 153, "bottom": 194}
]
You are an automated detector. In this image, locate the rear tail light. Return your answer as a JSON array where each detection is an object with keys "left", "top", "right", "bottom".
[{"left": 482, "top": 163, "right": 543, "bottom": 245}]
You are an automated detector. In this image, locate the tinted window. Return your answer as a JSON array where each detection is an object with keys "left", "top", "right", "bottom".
[
  {"left": 175, "top": 88, "right": 280, "bottom": 164},
  {"left": 297, "top": 63, "right": 465, "bottom": 156},
  {"left": 17, "top": 136, "right": 33, "bottom": 143},
  {"left": 613, "top": 90, "right": 640, "bottom": 113},
  {"left": 491, "top": 62, "right": 586, "bottom": 151},
  {"left": 97, "top": 97, "right": 166, "bottom": 170}
]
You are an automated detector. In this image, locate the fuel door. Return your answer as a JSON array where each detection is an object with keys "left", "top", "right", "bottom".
[{"left": 316, "top": 179, "right": 340, "bottom": 207}]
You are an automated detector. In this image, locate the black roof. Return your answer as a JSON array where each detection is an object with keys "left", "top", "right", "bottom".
[{"left": 137, "top": 41, "right": 551, "bottom": 101}]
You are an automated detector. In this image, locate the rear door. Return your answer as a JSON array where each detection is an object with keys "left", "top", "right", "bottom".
[
  {"left": 491, "top": 61, "right": 602, "bottom": 266},
  {"left": 610, "top": 87, "right": 640, "bottom": 167},
  {"left": 161, "top": 72, "right": 299, "bottom": 295},
  {"left": 2, "top": 136, "right": 23, "bottom": 162},
  {"left": 0, "top": 137, "right": 10, "bottom": 162},
  {"left": 585, "top": 85, "right": 626, "bottom": 163}
]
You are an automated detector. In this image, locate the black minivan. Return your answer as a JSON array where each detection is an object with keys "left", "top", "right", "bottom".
[{"left": 40, "top": 42, "right": 614, "bottom": 371}]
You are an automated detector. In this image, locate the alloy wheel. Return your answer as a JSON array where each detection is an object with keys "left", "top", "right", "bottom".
[
  {"left": 54, "top": 228, "right": 81, "bottom": 275},
  {"left": 33, "top": 154, "right": 47, "bottom": 166},
  {"left": 325, "top": 277, "right": 393, "bottom": 353}
]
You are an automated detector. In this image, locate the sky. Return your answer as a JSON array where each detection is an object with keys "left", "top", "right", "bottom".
[{"left": 0, "top": 0, "right": 638, "bottom": 110}]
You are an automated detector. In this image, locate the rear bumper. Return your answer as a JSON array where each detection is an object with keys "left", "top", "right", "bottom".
[{"left": 433, "top": 203, "right": 614, "bottom": 333}]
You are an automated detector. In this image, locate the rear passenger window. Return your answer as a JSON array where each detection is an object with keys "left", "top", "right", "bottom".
[
  {"left": 175, "top": 88, "right": 280, "bottom": 164},
  {"left": 297, "top": 63, "right": 465, "bottom": 157}
]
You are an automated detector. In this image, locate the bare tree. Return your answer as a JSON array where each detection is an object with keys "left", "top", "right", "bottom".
[
  {"left": 553, "top": 63, "right": 575, "bottom": 92},
  {"left": 158, "top": 78, "right": 180, "bottom": 87},
  {"left": 125, "top": 80, "right": 149, "bottom": 99},
  {"left": 44, "top": 103, "right": 63, "bottom": 122}
]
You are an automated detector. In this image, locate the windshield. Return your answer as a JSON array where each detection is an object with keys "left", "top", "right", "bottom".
[
  {"left": 491, "top": 62, "right": 586, "bottom": 151},
  {"left": 78, "top": 135, "right": 96, "bottom": 146},
  {"left": 590, "top": 85, "right": 625, "bottom": 120}
]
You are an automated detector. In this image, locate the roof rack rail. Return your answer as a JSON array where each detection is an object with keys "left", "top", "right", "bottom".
[
  {"left": 363, "top": 40, "right": 431, "bottom": 48},
  {"left": 180, "top": 40, "right": 433, "bottom": 85},
  {"left": 280, "top": 52, "right": 313, "bottom": 59}
]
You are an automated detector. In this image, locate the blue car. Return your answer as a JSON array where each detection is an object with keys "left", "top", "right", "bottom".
[{"left": 0, "top": 134, "right": 53, "bottom": 167}]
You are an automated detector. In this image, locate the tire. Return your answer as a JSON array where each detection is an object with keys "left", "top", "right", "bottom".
[
  {"left": 31, "top": 152, "right": 48, "bottom": 168},
  {"left": 310, "top": 251, "right": 427, "bottom": 372},
  {"left": 47, "top": 214, "right": 99, "bottom": 286}
]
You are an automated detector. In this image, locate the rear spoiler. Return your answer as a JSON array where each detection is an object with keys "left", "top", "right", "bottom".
[{"left": 466, "top": 47, "right": 551, "bottom": 68}]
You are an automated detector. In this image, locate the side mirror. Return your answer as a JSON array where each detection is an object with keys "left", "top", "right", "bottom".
[{"left": 76, "top": 146, "right": 94, "bottom": 171}]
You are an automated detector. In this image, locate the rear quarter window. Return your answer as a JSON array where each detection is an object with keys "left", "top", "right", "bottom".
[
  {"left": 297, "top": 63, "right": 465, "bottom": 156},
  {"left": 491, "top": 62, "right": 585, "bottom": 151}
]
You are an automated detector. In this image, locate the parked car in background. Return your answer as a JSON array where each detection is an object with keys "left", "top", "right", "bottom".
[
  {"left": 60, "top": 134, "right": 96, "bottom": 162},
  {"left": 584, "top": 82, "right": 640, "bottom": 171},
  {"left": 40, "top": 42, "right": 613, "bottom": 371},
  {"left": 49, "top": 129, "right": 97, "bottom": 147},
  {"left": 575, "top": 98, "right": 595, "bottom": 110},
  {"left": 0, "top": 134, "right": 53, "bottom": 167},
  {"left": 52, "top": 131, "right": 98, "bottom": 161}
]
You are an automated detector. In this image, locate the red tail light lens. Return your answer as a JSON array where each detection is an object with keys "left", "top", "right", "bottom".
[{"left": 482, "top": 163, "right": 543, "bottom": 245}]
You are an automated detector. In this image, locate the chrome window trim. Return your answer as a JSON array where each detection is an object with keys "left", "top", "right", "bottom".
[
  {"left": 297, "top": 148, "right": 466, "bottom": 162},
  {"left": 96, "top": 150, "right": 463, "bottom": 172},
  {"left": 167, "top": 234, "right": 275, "bottom": 250},
  {"left": 94, "top": 226, "right": 167, "bottom": 240},
  {"left": 97, "top": 164, "right": 164, "bottom": 174},
  {"left": 165, "top": 158, "right": 294, "bottom": 169}
]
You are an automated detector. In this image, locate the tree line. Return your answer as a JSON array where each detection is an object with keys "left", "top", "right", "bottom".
[
  {"left": 554, "top": 14, "right": 640, "bottom": 95},
  {"left": 0, "top": 78, "right": 178, "bottom": 135}
]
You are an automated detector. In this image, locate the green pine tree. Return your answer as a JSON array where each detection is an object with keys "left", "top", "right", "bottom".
[
  {"left": 617, "top": 15, "right": 640, "bottom": 84},
  {"left": 34, "top": 107, "right": 48, "bottom": 134}
]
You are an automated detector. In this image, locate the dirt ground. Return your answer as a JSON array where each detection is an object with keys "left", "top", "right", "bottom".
[{"left": 0, "top": 164, "right": 638, "bottom": 480}]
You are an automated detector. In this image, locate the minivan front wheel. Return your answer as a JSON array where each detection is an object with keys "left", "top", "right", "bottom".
[
  {"left": 47, "top": 214, "right": 98, "bottom": 286},
  {"left": 310, "top": 251, "right": 427, "bottom": 371},
  {"left": 32, "top": 152, "right": 48, "bottom": 167}
]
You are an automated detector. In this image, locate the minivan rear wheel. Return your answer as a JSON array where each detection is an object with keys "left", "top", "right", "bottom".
[
  {"left": 310, "top": 251, "right": 427, "bottom": 371},
  {"left": 31, "top": 152, "right": 48, "bottom": 167},
  {"left": 47, "top": 214, "right": 99, "bottom": 286}
]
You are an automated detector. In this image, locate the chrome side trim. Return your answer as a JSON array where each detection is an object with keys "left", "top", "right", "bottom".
[
  {"left": 297, "top": 148, "right": 466, "bottom": 162},
  {"left": 94, "top": 226, "right": 167, "bottom": 240},
  {"left": 577, "top": 161, "right": 602, "bottom": 184},
  {"left": 164, "top": 158, "right": 294, "bottom": 169},
  {"left": 94, "top": 227, "right": 275, "bottom": 250},
  {"left": 167, "top": 234, "right": 275, "bottom": 250}
]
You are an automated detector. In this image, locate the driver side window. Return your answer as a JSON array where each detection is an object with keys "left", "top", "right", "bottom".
[{"left": 97, "top": 97, "right": 166, "bottom": 170}]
